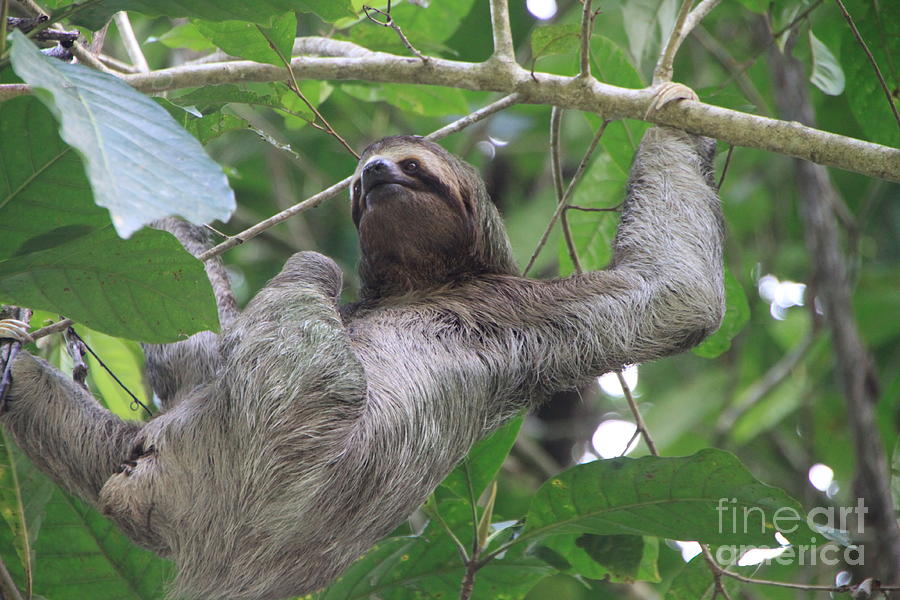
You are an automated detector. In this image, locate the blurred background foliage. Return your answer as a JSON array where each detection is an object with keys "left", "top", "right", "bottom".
[{"left": 0, "top": 0, "right": 898, "bottom": 598}]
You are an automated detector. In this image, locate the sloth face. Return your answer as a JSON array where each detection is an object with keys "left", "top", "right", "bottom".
[{"left": 351, "top": 137, "right": 476, "bottom": 288}]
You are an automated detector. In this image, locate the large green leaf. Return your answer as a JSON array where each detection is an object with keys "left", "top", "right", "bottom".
[
  {"left": 0, "top": 226, "right": 219, "bottom": 343},
  {"left": 10, "top": 31, "right": 235, "bottom": 238},
  {"left": 841, "top": 0, "right": 900, "bottom": 148},
  {"left": 521, "top": 449, "right": 813, "bottom": 547},
  {"left": 0, "top": 96, "right": 107, "bottom": 260},
  {"left": 0, "top": 460, "right": 173, "bottom": 599},
  {"left": 57, "top": 0, "right": 354, "bottom": 29},
  {"left": 0, "top": 433, "right": 55, "bottom": 598},
  {"left": 195, "top": 11, "right": 297, "bottom": 66}
]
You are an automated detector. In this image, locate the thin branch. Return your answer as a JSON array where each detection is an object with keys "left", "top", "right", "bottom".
[
  {"left": 653, "top": 0, "right": 694, "bottom": 85},
  {"left": 682, "top": 0, "right": 723, "bottom": 44},
  {"left": 98, "top": 52, "right": 139, "bottom": 73},
  {"left": 1, "top": 2, "right": 12, "bottom": 57},
  {"left": 714, "top": 333, "right": 815, "bottom": 440},
  {"left": 654, "top": 0, "right": 723, "bottom": 84},
  {"left": 200, "top": 93, "right": 521, "bottom": 261},
  {"left": 489, "top": 0, "right": 514, "bottom": 61},
  {"left": 693, "top": 25, "right": 770, "bottom": 115},
  {"left": 363, "top": 1, "right": 427, "bottom": 63},
  {"left": 700, "top": 546, "right": 734, "bottom": 600},
  {"left": 618, "top": 371, "right": 658, "bottom": 456},
  {"left": 523, "top": 119, "right": 610, "bottom": 276},
  {"left": 258, "top": 25, "right": 358, "bottom": 159},
  {"left": 549, "top": 107, "right": 583, "bottom": 273},
  {"left": 30, "top": 318, "right": 73, "bottom": 340},
  {"left": 578, "top": 0, "right": 595, "bottom": 78},
  {"left": 0, "top": 558, "right": 24, "bottom": 600},
  {"left": 113, "top": 11, "right": 149, "bottom": 73},
  {"left": 833, "top": 0, "right": 900, "bottom": 131}
]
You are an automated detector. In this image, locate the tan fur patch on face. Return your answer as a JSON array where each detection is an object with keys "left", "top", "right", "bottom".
[{"left": 355, "top": 143, "right": 463, "bottom": 201}]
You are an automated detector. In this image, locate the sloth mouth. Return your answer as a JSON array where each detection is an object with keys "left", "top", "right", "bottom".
[{"left": 362, "top": 180, "right": 408, "bottom": 212}]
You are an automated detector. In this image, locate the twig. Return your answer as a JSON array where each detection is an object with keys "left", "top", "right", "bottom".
[
  {"left": 578, "top": 0, "right": 596, "bottom": 78},
  {"left": 693, "top": 26, "right": 770, "bottom": 115},
  {"left": 363, "top": 1, "right": 427, "bottom": 63},
  {"left": 425, "top": 92, "right": 520, "bottom": 139},
  {"left": 714, "top": 332, "right": 815, "bottom": 440},
  {"left": 653, "top": 0, "right": 694, "bottom": 85},
  {"left": 489, "top": 0, "right": 514, "bottom": 61},
  {"left": 549, "top": 107, "right": 583, "bottom": 273},
  {"left": 700, "top": 546, "right": 734, "bottom": 600},
  {"left": 565, "top": 204, "right": 621, "bottom": 212},
  {"left": 199, "top": 93, "right": 521, "bottom": 261},
  {"left": 523, "top": 119, "right": 610, "bottom": 276},
  {"left": 715, "top": 0, "right": 824, "bottom": 96},
  {"left": 716, "top": 144, "right": 734, "bottom": 191},
  {"left": 1, "top": 1, "right": 10, "bottom": 58},
  {"left": 771, "top": 43, "right": 900, "bottom": 583},
  {"left": 67, "top": 328, "right": 152, "bottom": 416},
  {"left": 833, "top": 0, "right": 900, "bottom": 131},
  {"left": 0, "top": 557, "right": 24, "bottom": 600},
  {"left": 98, "top": 52, "right": 138, "bottom": 73},
  {"left": 113, "top": 11, "right": 149, "bottom": 73},
  {"left": 30, "top": 318, "right": 73, "bottom": 340},
  {"left": 258, "top": 24, "right": 358, "bottom": 159},
  {"left": 617, "top": 371, "right": 658, "bottom": 456}
]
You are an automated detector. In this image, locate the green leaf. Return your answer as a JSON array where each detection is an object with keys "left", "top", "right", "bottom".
[
  {"left": 441, "top": 416, "right": 522, "bottom": 499},
  {"left": 195, "top": 11, "right": 296, "bottom": 66},
  {"left": 530, "top": 24, "right": 581, "bottom": 61},
  {"left": 340, "top": 82, "right": 469, "bottom": 117},
  {"left": 294, "top": 0, "right": 356, "bottom": 22},
  {"left": 0, "top": 96, "right": 107, "bottom": 261},
  {"left": 0, "top": 433, "right": 55, "bottom": 597},
  {"left": 693, "top": 268, "right": 750, "bottom": 358},
  {"left": 841, "top": 0, "right": 900, "bottom": 148},
  {"left": 154, "top": 21, "right": 216, "bottom": 51},
  {"left": 9, "top": 31, "right": 235, "bottom": 238},
  {"left": 28, "top": 475, "right": 171, "bottom": 599},
  {"left": 0, "top": 226, "right": 219, "bottom": 343},
  {"left": 539, "top": 534, "right": 660, "bottom": 583},
  {"left": 735, "top": 0, "right": 768, "bottom": 13},
  {"left": 808, "top": 31, "right": 845, "bottom": 96},
  {"left": 522, "top": 449, "right": 814, "bottom": 547},
  {"left": 58, "top": 0, "right": 353, "bottom": 30},
  {"left": 346, "top": 0, "right": 475, "bottom": 56},
  {"left": 172, "top": 84, "right": 283, "bottom": 113}
]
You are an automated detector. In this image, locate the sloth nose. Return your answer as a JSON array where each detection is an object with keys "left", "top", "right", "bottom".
[
  {"left": 363, "top": 159, "right": 388, "bottom": 177},
  {"left": 361, "top": 158, "right": 400, "bottom": 196}
]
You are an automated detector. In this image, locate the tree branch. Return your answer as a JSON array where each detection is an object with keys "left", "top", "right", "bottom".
[
  {"left": 0, "top": 40, "right": 897, "bottom": 181},
  {"left": 489, "top": 0, "right": 515, "bottom": 61},
  {"left": 771, "top": 39, "right": 900, "bottom": 585}
]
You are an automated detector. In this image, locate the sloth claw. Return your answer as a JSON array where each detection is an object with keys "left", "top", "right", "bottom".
[
  {"left": 0, "top": 319, "right": 33, "bottom": 344},
  {"left": 645, "top": 82, "right": 699, "bottom": 119}
]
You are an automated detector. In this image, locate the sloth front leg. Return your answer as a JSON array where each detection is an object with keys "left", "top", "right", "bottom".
[{"left": 1, "top": 352, "right": 141, "bottom": 505}]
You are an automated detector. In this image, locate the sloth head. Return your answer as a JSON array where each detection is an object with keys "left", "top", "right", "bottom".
[{"left": 351, "top": 136, "right": 518, "bottom": 299}]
